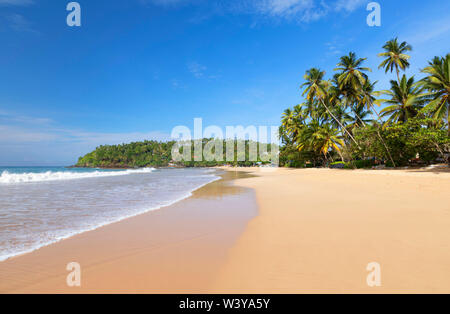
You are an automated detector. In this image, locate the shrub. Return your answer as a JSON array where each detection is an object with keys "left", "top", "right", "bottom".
[
  {"left": 353, "top": 118, "right": 449, "bottom": 166},
  {"left": 330, "top": 161, "right": 351, "bottom": 169},
  {"left": 352, "top": 159, "right": 375, "bottom": 169}
]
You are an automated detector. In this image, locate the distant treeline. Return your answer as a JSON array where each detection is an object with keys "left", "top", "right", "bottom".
[{"left": 75, "top": 139, "right": 275, "bottom": 168}]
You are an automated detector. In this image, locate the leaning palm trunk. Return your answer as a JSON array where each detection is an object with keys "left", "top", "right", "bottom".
[
  {"left": 368, "top": 103, "right": 397, "bottom": 167},
  {"left": 336, "top": 148, "right": 345, "bottom": 162},
  {"left": 353, "top": 110, "right": 367, "bottom": 128},
  {"left": 319, "top": 99, "right": 361, "bottom": 148}
]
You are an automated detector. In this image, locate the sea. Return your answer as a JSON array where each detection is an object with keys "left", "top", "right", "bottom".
[{"left": 0, "top": 166, "right": 220, "bottom": 262}]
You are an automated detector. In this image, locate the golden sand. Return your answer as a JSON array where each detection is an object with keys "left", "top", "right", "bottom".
[
  {"left": 1, "top": 167, "right": 449, "bottom": 293},
  {"left": 212, "top": 167, "right": 450, "bottom": 293}
]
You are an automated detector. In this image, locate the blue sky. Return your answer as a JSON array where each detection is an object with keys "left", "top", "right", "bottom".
[{"left": 0, "top": 0, "right": 449, "bottom": 165}]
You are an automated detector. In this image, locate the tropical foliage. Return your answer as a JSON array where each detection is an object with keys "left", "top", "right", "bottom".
[
  {"left": 376, "top": 75, "right": 426, "bottom": 124},
  {"left": 77, "top": 39, "right": 449, "bottom": 170},
  {"left": 378, "top": 38, "right": 412, "bottom": 81},
  {"left": 75, "top": 139, "right": 273, "bottom": 168},
  {"left": 420, "top": 54, "right": 450, "bottom": 133},
  {"left": 280, "top": 40, "right": 449, "bottom": 168}
]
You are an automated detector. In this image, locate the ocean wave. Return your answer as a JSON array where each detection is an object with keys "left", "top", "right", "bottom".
[
  {"left": 0, "top": 168, "right": 156, "bottom": 184},
  {"left": 0, "top": 170, "right": 220, "bottom": 262}
]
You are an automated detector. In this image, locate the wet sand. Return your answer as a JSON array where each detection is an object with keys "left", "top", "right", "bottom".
[{"left": 0, "top": 171, "right": 257, "bottom": 293}]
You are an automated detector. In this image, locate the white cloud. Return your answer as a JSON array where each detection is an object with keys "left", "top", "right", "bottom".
[
  {"left": 3, "top": 13, "right": 37, "bottom": 33},
  {"left": 0, "top": 124, "right": 169, "bottom": 145},
  {"left": 0, "top": 0, "right": 33, "bottom": 5},
  {"left": 244, "top": 0, "right": 329, "bottom": 22},
  {"left": 142, "top": 0, "right": 368, "bottom": 23},
  {"left": 404, "top": 18, "right": 450, "bottom": 47},
  {"left": 335, "top": 0, "right": 367, "bottom": 12},
  {"left": 0, "top": 110, "right": 53, "bottom": 125},
  {"left": 138, "top": 0, "right": 189, "bottom": 7},
  {"left": 0, "top": 111, "right": 171, "bottom": 165},
  {"left": 0, "top": 125, "right": 58, "bottom": 143},
  {"left": 254, "top": 0, "right": 367, "bottom": 19},
  {"left": 187, "top": 61, "right": 207, "bottom": 78}
]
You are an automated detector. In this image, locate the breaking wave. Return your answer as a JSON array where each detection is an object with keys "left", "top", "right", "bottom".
[{"left": 0, "top": 168, "right": 156, "bottom": 184}]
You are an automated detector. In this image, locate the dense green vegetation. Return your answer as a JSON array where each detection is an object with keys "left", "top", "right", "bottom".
[
  {"left": 76, "top": 141, "right": 174, "bottom": 168},
  {"left": 75, "top": 139, "right": 273, "bottom": 168},
  {"left": 77, "top": 38, "right": 449, "bottom": 170},
  {"left": 279, "top": 38, "right": 449, "bottom": 168}
]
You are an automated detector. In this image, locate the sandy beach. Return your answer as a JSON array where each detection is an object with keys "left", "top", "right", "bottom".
[
  {"left": 213, "top": 167, "right": 450, "bottom": 294},
  {"left": 1, "top": 167, "right": 450, "bottom": 293}
]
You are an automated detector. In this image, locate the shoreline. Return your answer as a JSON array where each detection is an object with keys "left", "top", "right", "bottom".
[
  {"left": 0, "top": 170, "right": 257, "bottom": 293},
  {"left": 1, "top": 167, "right": 449, "bottom": 293},
  {"left": 0, "top": 172, "right": 221, "bottom": 263}
]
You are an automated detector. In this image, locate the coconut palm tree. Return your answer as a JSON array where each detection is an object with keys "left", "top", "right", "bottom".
[
  {"left": 291, "top": 104, "right": 307, "bottom": 138},
  {"left": 315, "top": 124, "right": 345, "bottom": 162},
  {"left": 358, "top": 79, "right": 377, "bottom": 111},
  {"left": 297, "top": 121, "right": 344, "bottom": 163},
  {"left": 349, "top": 103, "right": 373, "bottom": 129},
  {"left": 300, "top": 123, "right": 344, "bottom": 162},
  {"left": 359, "top": 78, "right": 397, "bottom": 167},
  {"left": 293, "top": 104, "right": 306, "bottom": 124},
  {"left": 333, "top": 53, "right": 373, "bottom": 130},
  {"left": 376, "top": 75, "right": 426, "bottom": 125},
  {"left": 420, "top": 54, "right": 450, "bottom": 133},
  {"left": 301, "top": 68, "right": 359, "bottom": 146},
  {"left": 301, "top": 68, "right": 329, "bottom": 101},
  {"left": 378, "top": 38, "right": 412, "bottom": 81},
  {"left": 330, "top": 102, "right": 352, "bottom": 131},
  {"left": 281, "top": 108, "right": 296, "bottom": 145},
  {"left": 281, "top": 108, "right": 294, "bottom": 132},
  {"left": 334, "top": 52, "right": 372, "bottom": 91}
]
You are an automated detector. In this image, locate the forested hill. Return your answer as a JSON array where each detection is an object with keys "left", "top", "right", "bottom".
[
  {"left": 76, "top": 141, "right": 175, "bottom": 168},
  {"left": 75, "top": 140, "right": 273, "bottom": 168}
]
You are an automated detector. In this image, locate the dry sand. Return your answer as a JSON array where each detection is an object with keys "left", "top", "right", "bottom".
[
  {"left": 1, "top": 167, "right": 449, "bottom": 293},
  {"left": 212, "top": 167, "right": 450, "bottom": 293}
]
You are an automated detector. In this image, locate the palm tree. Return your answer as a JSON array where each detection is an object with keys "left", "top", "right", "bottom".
[
  {"left": 280, "top": 108, "right": 295, "bottom": 145},
  {"left": 297, "top": 122, "right": 344, "bottom": 163},
  {"left": 376, "top": 75, "right": 426, "bottom": 125},
  {"left": 330, "top": 103, "right": 352, "bottom": 131},
  {"left": 281, "top": 108, "right": 294, "bottom": 132},
  {"left": 359, "top": 78, "right": 397, "bottom": 167},
  {"left": 293, "top": 104, "right": 306, "bottom": 124},
  {"left": 301, "top": 68, "right": 359, "bottom": 146},
  {"left": 349, "top": 103, "right": 373, "bottom": 129},
  {"left": 378, "top": 38, "right": 412, "bottom": 81},
  {"left": 420, "top": 54, "right": 450, "bottom": 133},
  {"left": 333, "top": 53, "right": 374, "bottom": 136},
  {"left": 315, "top": 124, "right": 345, "bottom": 162},
  {"left": 301, "top": 68, "right": 329, "bottom": 100},
  {"left": 334, "top": 52, "right": 372, "bottom": 91},
  {"left": 358, "top": 79, "right": 377, "bottom": 111}
]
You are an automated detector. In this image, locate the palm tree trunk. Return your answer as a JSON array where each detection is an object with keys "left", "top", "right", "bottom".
[
  {"left": 337, "top": 149, "right": 345, "bottom": 162},
  {"left": 369, "top": 103, "right": 397, "bottom": 167},
  {"left": 353, "top": 110, "right": 367, "bottom": 127},
  {"left": 353, "top": 107, "right": 397, "bottom": 167},
  {"left": 320, "top": 99, "right": 361, "bottom": 148}
]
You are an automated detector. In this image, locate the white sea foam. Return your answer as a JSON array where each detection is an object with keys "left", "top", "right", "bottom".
[
  {"left": 0, "top": 169, "right": 220, "bottom": 262},
  {"left": 0, "top": 168, "right": 156, "bottom": 184}
]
